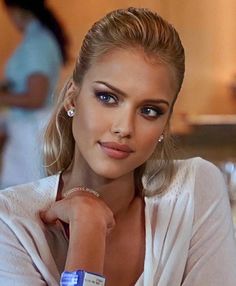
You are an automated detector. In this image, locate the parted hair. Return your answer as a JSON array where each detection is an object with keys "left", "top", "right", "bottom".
[{"left": 43, "top": 7, "right": 185, "bottom": 196}]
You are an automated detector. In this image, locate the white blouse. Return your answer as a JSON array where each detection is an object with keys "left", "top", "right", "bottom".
[{"left": 0, "top": 157, "right": 236, "bottom": 286}]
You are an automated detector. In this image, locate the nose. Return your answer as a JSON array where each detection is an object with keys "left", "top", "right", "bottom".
[{"left": 110, "top": 109, "right": 135, "bottom": 139}]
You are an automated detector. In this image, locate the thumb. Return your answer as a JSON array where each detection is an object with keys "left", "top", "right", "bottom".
[{"left": 39, "top": 208, "right": 58, "bottom": 224}]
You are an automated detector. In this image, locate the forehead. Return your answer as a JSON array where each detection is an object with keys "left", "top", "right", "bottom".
[{"left": 82, "top": 48, "right": 176, "bottom": 102}]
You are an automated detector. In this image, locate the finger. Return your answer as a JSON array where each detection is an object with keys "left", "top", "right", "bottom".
[
  {"left": 39, "top": 207, "right": 58, "bottom": 224},
  {"left": 108, "top": 216, "right": 116, "bottom": 230}
]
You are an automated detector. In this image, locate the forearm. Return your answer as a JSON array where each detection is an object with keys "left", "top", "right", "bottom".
[
  {"left": 0, "top": 74, "right": 49, "bottom": 109},
  {"left": 0, "top": 92, "right": 45, "bottom": 109},
  {"left": 65, "top": 221, "right": 107, "bottom": 274},
  {"left": 41, "top": 189, "right": 114, "bottom": 276}
]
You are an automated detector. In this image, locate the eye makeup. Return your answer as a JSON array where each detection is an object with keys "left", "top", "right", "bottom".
[
  {"left": 92, "top": 81, "right": 170, "bottom": 120},
  {"left": 94, "top": 90, "right": 119, "bottom": 107},
  {"left": 140, "top": 106, "right": 165, "bottom": 119}
]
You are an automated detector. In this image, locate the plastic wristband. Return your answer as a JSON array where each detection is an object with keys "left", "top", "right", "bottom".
[{"left": 60, "top": 270, "right": 106, "bottom": 286}]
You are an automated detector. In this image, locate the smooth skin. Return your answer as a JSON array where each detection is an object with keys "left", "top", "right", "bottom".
[{"left": 42, "top": 48, "right": 176, "bottom": 286}]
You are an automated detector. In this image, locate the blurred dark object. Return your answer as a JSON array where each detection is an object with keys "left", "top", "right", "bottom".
[
  {"left": 229, "top": 74, "right": 236, "bottom": 98},
  {"left": 173, "top": 114, "right": 236, "bottom": 162},
  {"left": 0, "top": 80, "right": 14, "bottom": 92}
]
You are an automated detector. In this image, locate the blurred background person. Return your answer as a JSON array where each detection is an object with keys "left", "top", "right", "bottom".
[{"left": 0, "top": 0, "right": 69, "bottom": 188}]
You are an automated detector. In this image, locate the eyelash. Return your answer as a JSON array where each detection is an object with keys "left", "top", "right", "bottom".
[
  {"left": 140, "top": 106, "right": 164, "bottom": 119},
  {"left": 95, "top": 91, "right": 118, "bottom": 105},
  {"left": 94, "top": 91, "right": 165, "bottom": 119}
]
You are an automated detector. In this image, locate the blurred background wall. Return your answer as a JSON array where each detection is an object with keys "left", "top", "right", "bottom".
[{"left": 1, "top": 0, "right": 236, "bottom": 119}]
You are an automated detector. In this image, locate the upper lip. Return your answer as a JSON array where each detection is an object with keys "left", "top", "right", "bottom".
[{"left": 99, "top": 141, "right": 134, "bottom": 153}]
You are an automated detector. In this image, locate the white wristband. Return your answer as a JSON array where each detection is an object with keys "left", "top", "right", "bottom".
[{"left": 60, "top": 270, "right": 105, "bottom": 286}]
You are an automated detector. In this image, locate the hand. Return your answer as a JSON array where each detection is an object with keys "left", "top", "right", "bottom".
[
  {"left": 40, "top": 188, "right": 115, "bottom": 272},
  {"left": 40, "top": 188, "right": 115, "bottom": 233}
]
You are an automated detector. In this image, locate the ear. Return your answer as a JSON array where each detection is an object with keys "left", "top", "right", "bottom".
[{"left": 63, "top": 79, "right": 78, "bottom": 112}]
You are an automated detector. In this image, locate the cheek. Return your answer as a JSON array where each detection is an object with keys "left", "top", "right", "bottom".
[
  {"left": 75, "top": 105, "right": 108, "bottom": 136},
  {"left": 138, "top": 129, "right": 159, "bottom": 156},
  {"left": 144, "top": 135, "right": 158, "bottom": 154},
  {"left": 138, "top": 122, "right": 162, "bottom": 144},
  {"left": 136, "top": 122, "right": 165, "bottom": 159}
]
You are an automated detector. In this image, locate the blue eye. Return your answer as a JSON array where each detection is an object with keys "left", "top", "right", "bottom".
[
  {"left": 95, "top": 92, "right": 117, "bottom": 104},
  {"left": 140, "top": 106, "right": 164, "bottom": 119}
]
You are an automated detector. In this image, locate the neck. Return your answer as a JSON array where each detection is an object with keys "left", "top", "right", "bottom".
[{"left": 61, "top": 159, "right": 138, "bottom": 217}]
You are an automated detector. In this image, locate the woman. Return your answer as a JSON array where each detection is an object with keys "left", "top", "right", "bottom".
[
  {"left": 0, "top": 0, "right": 69, "bottom": 187},
  {"left": 0, "top": 7, "right": 236, "bottom": 286}
]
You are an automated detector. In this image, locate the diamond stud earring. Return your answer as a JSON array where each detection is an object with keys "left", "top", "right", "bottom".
[
  {"left": 158, "top": 134, "right": 164, "bottom": 143},
  {"left": 67, "top": 108, "right": 75, "bottom": 117}
]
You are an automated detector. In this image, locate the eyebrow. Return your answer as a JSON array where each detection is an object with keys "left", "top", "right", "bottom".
[
  {"left": 94, "top": 81, "right": 127, "bottom": 97},
  {"left": 94, "top": 80, "right": 170, "bottom": 107}
]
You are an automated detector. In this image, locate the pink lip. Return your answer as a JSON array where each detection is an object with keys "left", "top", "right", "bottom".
[{"left": 99, "top": 141, "right": 134, "bottom": 159}]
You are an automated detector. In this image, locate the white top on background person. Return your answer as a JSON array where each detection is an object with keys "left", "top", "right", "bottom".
[
  {"left": 0, "top": 0, "right": 69, "bottom": 187},
  {"left": 0, "top": 7, "right": 236, "bottom": 286}
]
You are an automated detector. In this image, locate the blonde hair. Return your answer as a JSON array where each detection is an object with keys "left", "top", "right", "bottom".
[{"left": 44, "top": 7, "right": 185, "bottom": 196}]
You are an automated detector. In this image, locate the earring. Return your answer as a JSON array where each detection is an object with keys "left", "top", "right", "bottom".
[
  {"left": 67, "top": 108, "right": 75, "bottom": 117},
  {"left": 158, "top": 134, "right": 164, "bottom": 143}
]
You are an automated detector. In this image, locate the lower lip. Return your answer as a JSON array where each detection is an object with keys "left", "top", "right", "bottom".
[{"left": 99, "top": 144, "right": 131, "bottom": 159}]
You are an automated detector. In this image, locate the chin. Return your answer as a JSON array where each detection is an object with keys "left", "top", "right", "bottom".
[
  {"left": 95, "top": 170, "right": 125, "bottom": 180},
  {"left": 92, "top": 164, "right": 133, "bottom": 180}
]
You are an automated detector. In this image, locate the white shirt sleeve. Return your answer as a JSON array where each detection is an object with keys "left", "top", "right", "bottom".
[
  {"left": 0, "top": 178, "right": 61, "bottom": 285},
  {"left": 182, "top": 160, "right": 236, "bottom": 286},
  {"left": 0, "top": 217, "right": 47, "bottom": 286}
]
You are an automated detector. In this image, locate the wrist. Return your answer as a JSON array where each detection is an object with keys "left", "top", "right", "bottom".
[
  {"left": 70, "top": 218, "right": 108, "bottom": 235},
  {"left": 60, "top": 270, "right": 105, "bottom": 286},
  {"left": 65, "top": 222, "right": 107, "bottom": 273}
]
